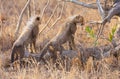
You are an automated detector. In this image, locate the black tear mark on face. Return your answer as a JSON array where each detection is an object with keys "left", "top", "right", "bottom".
[{"left": 36, "top": 17, "right": 40, "bottom": 21}]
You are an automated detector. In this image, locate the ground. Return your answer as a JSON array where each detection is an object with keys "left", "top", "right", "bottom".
[{"left": 0, "top": 0, "right": 120, "bottom": 79}]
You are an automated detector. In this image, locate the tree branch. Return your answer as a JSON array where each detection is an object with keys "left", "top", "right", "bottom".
[
  {"left": 96, "top": 0, "right": 105, "bottom": 20},
  {"left": 39, "top": 3, "right": 60, "bottom": 35},
  {"left": 65, "top": 0, "right": 98, "bottom": 9},
  {"left": 15, "top": 0, "right": 31, "bottom": 38},
  {"left": 46, "top": 2, "right": 65, "bottom": 32},
  {"left": 41, "top": 0, "right": 50, "bottom": 19},
  {"left": 28, "top": 0, "right": 31, "bottom": 18},
  {"left": 33, "top": 0, "right": 36, "bottom": 15}
]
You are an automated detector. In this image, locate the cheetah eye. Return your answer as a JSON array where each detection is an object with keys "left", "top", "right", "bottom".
[{"left": 36, "top": 17, "right": 40, "bottom": 21}]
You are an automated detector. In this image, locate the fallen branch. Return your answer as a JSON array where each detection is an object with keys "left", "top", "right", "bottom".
[{"left": 24, "top": 44, "right": 113, "bottom": 63}]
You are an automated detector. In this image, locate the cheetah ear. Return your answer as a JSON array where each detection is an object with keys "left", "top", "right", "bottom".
[{"left": 36, "top": 17, "right": 40, "bottom": 21}]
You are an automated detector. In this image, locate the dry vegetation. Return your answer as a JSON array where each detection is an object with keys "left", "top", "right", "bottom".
[{"left": 0, "top": 0, "right": 120, "bottom": 79}]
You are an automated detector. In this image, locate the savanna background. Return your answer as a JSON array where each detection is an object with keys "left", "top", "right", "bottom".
[{"left": 0, "top": 0, "right": 120, "bottom": 79}]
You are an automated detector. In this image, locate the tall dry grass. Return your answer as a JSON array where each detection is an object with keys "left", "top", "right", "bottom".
[{"left": 0, "top": 56, "right": 120, "bottom": 79}]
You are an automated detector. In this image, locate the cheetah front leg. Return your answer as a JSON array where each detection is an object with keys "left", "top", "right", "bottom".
[{"left": 68, "top": 35, "right": 77, "bottom": 50}]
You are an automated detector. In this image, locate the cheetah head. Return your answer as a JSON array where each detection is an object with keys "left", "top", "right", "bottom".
[
  {"left": 73, "top": 15, "right": 84, "bottom": 25},
  {"left": 29, "top": 15, "right": 41, "bottom": 26}
]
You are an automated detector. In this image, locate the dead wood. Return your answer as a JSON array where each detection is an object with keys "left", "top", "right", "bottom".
[
  {"left": 15, "top": 0, "right": 31, "bottom": 38},
  {"left": 24, "top": 45, "right": 112, "bottom": 63}
]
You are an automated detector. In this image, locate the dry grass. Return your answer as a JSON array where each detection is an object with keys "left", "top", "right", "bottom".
[
  {"left": 0, "top": 0, "right": 120, "bottom": 79},
  {"left": 0, "top": 56, "right": 120, "bottom": 79}
]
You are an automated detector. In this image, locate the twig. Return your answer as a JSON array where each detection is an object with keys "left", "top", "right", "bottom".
[
  {"left": 93, "top": 24, "right": 104, "bottom": 46},
  {"left": 15, "top": 0, "right": 31, "bottom": 38},
  {"left": 32, "top": 0, "right": 36, "bottom": 15},
  {"left": 46, "top": 2, "right": 65, "bottom": 32},
  {"left": 28, "top": 0, "right": 31, "bottom": 18},
  {"left": 93, "top": 0, "right": 106, "bottom": 46},
  {"left": 39, "top": 3, "right": 60, "bottom": 35},
  {"left": 41, "top": 0, "right": 50, "bottom": 19},
  {"left": 96, "top": 0, "right": 105, "bottom": 19},
  {"left": 88, "top": 21, "right": 102, "bottom": 24},
  {"left": 0, "top": 21, "right": 2, "bottom": 38}
]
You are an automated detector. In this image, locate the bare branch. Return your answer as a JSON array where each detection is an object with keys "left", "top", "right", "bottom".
[
  {"left": 88, "top": 21, "right": 102, "bottom": 24},
  {"left": 41, "top": 0, "right": 50, "bottom": 19},
  {"left": 64, "top": 0, "right": 98, "bottom": 9},
  {"left": 96, "top": 0, "right": 105, "bottom": 19},
  {"left": 28, "top": 0, "right": 31, "bottom": 18},
  {"left": 15, "top": 0, "right": 31, "bottom": 38},
  {"left": 39, "top": 3, "right": 60, "bottom": 35},
  {"left": 47, "top": 2, "right": 65, "bottom": 32},
  {"left": 32, "top": 0, "right": 36, "bottom": 15},
  {"left": 63, "top": 0, "right": 110, "bottom": 19},
  {"left": 94, "top": 1, "right": 120, "bottom": 45},
  {"left": 93, "top": 0, "right": 106, "bottom": 45}
]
